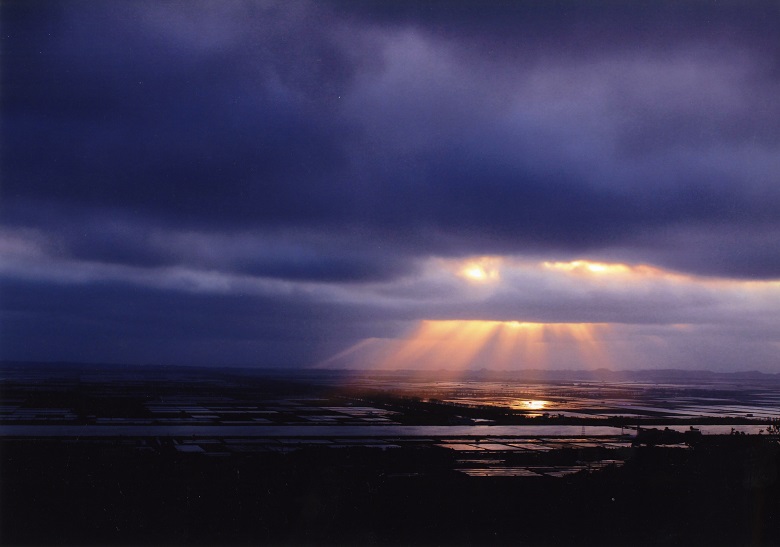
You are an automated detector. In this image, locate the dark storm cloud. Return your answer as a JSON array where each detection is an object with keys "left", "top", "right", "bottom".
[
  {"left": 336, "top": 0, "right": 780, "bottom": 61},
  {"left": 3, "top": 1, "right": 370, "bottom": 228},
  {"left": 2, "top": 1, "right": 780, "bottom": 368},
  {"left": 4, "top": 0, "right": 780, "bottom": 277},
  {"left": 0, "top": 276, "right": 401, "bottom": 366}
]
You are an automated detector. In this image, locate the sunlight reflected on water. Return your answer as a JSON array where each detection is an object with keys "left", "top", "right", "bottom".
[{"left": 510, "top": 399, "right": 549, "bottom": 411}]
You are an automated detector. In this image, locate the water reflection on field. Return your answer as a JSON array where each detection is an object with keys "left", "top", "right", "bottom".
[
  {"left": 346, "top": 373, "right": 780, "bottom": 420},
  {"left": 2, "top": 364, "right": 779, "bottom": 478}
]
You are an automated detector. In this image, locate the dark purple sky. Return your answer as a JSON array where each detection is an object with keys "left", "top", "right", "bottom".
[{"left": 2, "top": 0, "right": 779, "bottom": 371}]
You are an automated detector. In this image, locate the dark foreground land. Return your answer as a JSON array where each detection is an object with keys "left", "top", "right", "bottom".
[
  {"left": 2, "top": 363, "right": 780, "bottom": 546},
  {"left": 3, "top": 435, "right": 780, "bottom": 546}
]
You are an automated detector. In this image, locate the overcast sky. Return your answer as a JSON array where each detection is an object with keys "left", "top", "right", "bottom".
[{"left": 3, "top": 0, "right": 780, "bottom": 371}]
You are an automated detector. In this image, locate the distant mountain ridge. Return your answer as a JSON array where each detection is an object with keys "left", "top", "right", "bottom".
[{"left": 2, "top": 360, "right": 778, "bottom": 383}]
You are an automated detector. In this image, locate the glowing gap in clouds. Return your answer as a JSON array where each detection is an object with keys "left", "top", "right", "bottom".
[
  {"left": 543, "top": 260, "right": 631, "bottom": 275},
  {"left": 318, "top": 320, "right": 613, "bottom": 371},
  {"left": 458, "top": 257, "right": 502, "bottom": 283}
]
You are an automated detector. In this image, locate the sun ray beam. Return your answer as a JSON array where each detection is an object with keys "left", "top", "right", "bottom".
[{"left": 321, "top": 320, "right": 613, "bottom": 373}]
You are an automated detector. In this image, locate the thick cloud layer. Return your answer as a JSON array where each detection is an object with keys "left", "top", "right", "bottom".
[{"left": 2, "top": 1, "right": 779, "bottom": 370}]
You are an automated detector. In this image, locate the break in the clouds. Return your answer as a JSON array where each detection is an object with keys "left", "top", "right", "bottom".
[{"left": 2, "top": 0, "right": 779, "bottom": 371}]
